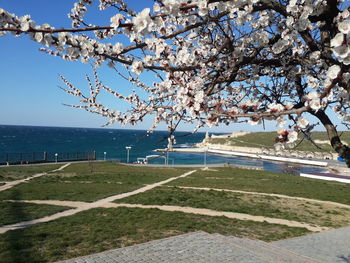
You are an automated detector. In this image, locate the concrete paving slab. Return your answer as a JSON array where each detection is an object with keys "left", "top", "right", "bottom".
[
  {"left": 57, "top": 232, "right": 271, "bottom": 263},
  {"left": 273, "top": 226, "right": 350, "bottom": 263}
]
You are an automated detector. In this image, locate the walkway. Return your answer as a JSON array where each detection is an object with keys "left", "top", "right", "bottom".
[
  {"left": 58, "top": 230, "right": 350, "bottom": 263},
  {"left": 273, "top": 226, "right": 350, "bottom": 263},
  {"left": 5, "top": 199, "right": 326, "bottom": 232},
  {"left": 0, "top": 163, "right": 71, "bottom": 192},
  {"left": 0, "top": 170, "right": 197, "bottom": 234}
]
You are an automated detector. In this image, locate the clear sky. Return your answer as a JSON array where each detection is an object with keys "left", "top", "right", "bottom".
[{"left": 0, "top": 1, "right": 344, "bottom": 132}]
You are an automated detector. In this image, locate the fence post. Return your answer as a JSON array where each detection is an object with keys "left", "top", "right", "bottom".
[{"left": 93, "top": 151, "right": 96, "bottom": 160}]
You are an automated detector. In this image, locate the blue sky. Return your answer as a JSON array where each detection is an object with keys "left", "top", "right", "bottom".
[{"left": 0, "top": 1, "right": 343, "bottom": 132}]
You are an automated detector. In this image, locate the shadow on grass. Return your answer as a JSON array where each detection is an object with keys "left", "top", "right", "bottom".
[{"left": 3, "top": 190, "right": 34, "bottom": 263}]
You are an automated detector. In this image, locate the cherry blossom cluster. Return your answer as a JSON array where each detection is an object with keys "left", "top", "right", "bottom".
[
  {"left": 1, "top": 0, "right": 350, "bottom": 158},
  {"left": 69, "top": 0, "right": 93, "bottom": 28},
  {"left": 331, "top": 9, "right": 350, "bottom": 65}
]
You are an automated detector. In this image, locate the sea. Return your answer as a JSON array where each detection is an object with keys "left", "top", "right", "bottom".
[{"left": 0, "top": 125, "right": 327, "bottom": 175}]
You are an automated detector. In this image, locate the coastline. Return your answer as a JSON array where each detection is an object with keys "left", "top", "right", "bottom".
[
  {"left": 155, "top": 147, "right": 328, "bottom": 167},
  {"left": 155, "top": 144, "right": 350, "bottom": 177}
]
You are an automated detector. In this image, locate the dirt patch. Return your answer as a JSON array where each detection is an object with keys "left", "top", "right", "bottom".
[
  {"left": 205, "top": 177, "right": 236, "bottom": 180},
  {"left": 54, "top": 173, "right": 77, "bottom": 178},
  {"left": 60, "top": 181, "right": 123, "bottom": 184},
  {"left": 201, "top": 167, "right": 218, "bottom": 172}
]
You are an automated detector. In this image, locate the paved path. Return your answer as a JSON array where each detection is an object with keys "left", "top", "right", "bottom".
[
  {"left": 108, "top": 203, "right": 326, "bottom": 232},
  {"left": 7, "top": 199, "right": 326, "bottom": 232},
  {"left": 273, "top": 226, "right": 350, "bottom": 263},
  {"left": 57, "top": 231, "right": 327, "bottom": 263},
  {"left": 0, "top": 170, "right": 197, "bottom": 234},
  {"left": 0, "top": 163, "right": 71, "bottom": 192}
]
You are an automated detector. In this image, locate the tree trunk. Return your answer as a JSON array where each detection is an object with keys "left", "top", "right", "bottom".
[{"left": 310, "top": 109, "right": 350, "bottom": 167}]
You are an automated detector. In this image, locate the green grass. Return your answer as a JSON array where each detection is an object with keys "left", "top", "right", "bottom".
[
  {"left": 0, "top": 164, "right": 62, "bottom": 181},
  {"left": 0, "top": 162, "right": 348, "bottom": 262},
  {"left": 208, "top": 131, "right": 350, "bottom": 152},
  {"left": 0, "top": 162, "right": 189, "bottom": 202},
  {"left": 166, "top": 168, "right": 350, "bottom": 205},
  {"left": 115, "top": 186, "right": 350, "bottom": 228},
  {"left": 0, "top": 201, "right": 70, "bottom": 226},
  {"left": 0, "top": 207, "right": 309, "bottom": 263}
]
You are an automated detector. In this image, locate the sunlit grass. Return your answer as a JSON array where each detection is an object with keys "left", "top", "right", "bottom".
[
  {"left": 166, "top": 168, "right": 350, "bottom": 205},
  {"left": 0, "top": 164, "right": 61, "bottom": 181},
  {"left": 0, "top": 201, "right": 70, "bottom": 226},
  {"left": 0, "top": 207, "right": 309, "bottom": 263},
  {"left": 0, "top": 162, "right": 189, "bottom": 202}
]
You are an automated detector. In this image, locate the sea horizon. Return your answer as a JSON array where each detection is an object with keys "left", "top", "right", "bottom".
[
  {"left": 0, "top": 124, "right": 328, "bottom": 175},
  {"left": 0, "top": 125, "right": 206, "bottom": 162},
  {"left": 0, "top": 123, "right": 204, "bottom": 134}
]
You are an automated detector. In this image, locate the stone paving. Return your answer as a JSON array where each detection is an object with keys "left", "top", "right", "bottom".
[
  {"left": 273, "top": 226, "right": 350, "bottom": 263},
  {"left": 58, "top": 231, "right": 332, "bottom": 263}
]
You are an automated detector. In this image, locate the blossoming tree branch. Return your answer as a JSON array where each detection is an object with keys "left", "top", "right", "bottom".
[{"left": 1, "top": 0, "right": 350, "bottom": 164}]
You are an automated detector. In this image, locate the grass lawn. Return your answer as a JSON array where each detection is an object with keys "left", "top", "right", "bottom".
[
  {"left": 0, "top": 164, "right": 62, "bottom": 181},
  {"left": 0, "top": 201, "right": 70, "bottom": 226},
  {"left": 166, "top": 168, "right": 350, "bottom": 205},
  {"left": 208, "top": 131, "right": 350, "bottom": 152},
  {"left": 115, "top": 186, "right": 350, "bottom": 228},
  {"left": 0, "top": 162, "right": 189, "bottom": 202},
  {"left": 0, "top": 207, "right": 309, "bottom": 263},
  {"left": 1, "top": 162, "right": 349, "bottom": 263}
]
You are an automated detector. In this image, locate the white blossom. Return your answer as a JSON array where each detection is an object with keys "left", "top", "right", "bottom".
[
  {"left": 338, "top": 20, "right": 350, "bottom": 34},
  {"left": 331, "top": 33, "right": 344, "bottom": 47},
  {"left": 288, "top": 131, "right": 298, "bottom": 143},
  {"left": 326, "top": 65, "right": 341, "bottom": 80},
  {"left": 130, "top": 60, "right": 144, "bottom": 75},
  {"left": 110, "top": 14, "right": 124, "bottom": 29},
  {"left": 305, "top": 92, "right": 321, "bottom": 111},
  {"left": 34, "top": 32, "right": 43, "bottom": 43},
  {"left": 0, "top": 0, "right": 349, "bottom": 161},
  {"left": 132, "top": 8, "right": 151, "bottom": 33},
  {"left": 112, "top": 42, "right": 123, "bottom": 54},
  {"left": 297, "top": 116, "right": 309, "bottom": 129}
]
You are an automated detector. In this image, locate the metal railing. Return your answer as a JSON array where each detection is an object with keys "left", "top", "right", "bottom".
[{"left": 0, "top": 151, "right": 96, "bottom": 165}]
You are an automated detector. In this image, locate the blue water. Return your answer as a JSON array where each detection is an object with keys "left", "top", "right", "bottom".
[
  {"left": 164, "top": 152, "right": 327, "bottom": 175},
  {"left": 0, "top": 125, "right": 327, "bottom": 174},
  {"left": 0, "top": 125, "right": 205, "bottom": 162}
]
